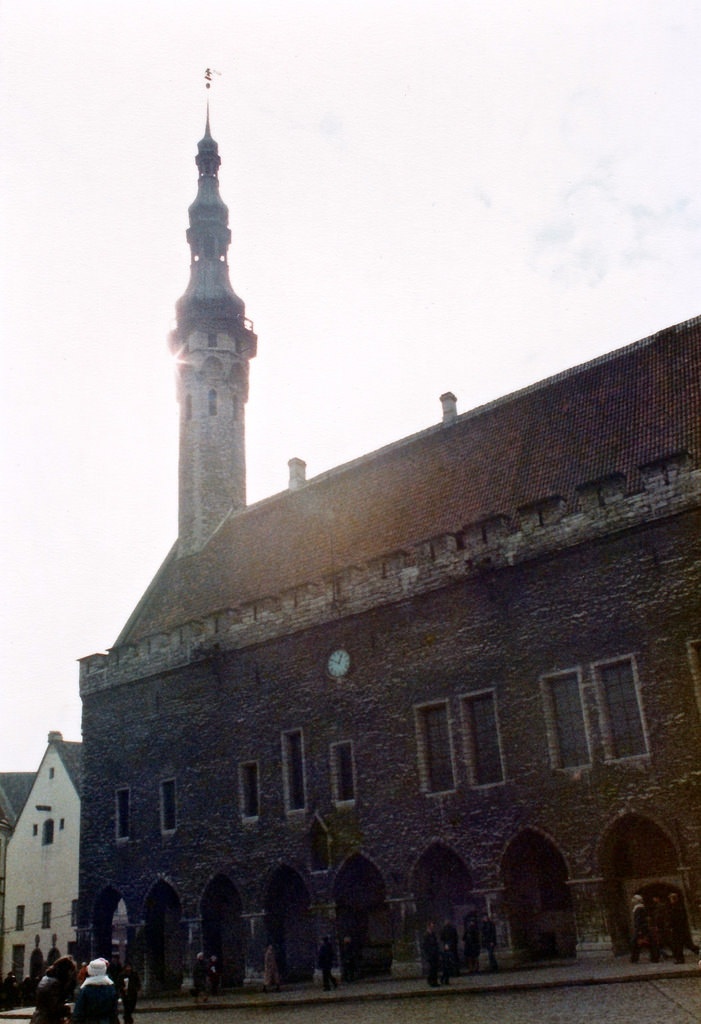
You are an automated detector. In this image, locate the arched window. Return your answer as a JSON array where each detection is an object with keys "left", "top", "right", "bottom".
[
  {"left": 208, "top": 389, "right": 217, "bottom": 416},
  {"left": 42, "top": 819, "right": 54, "bottom": 845}
]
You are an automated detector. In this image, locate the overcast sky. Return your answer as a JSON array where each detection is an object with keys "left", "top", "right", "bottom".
[{"left": 1, "top": 0, "right": 699, "bottom": 771}]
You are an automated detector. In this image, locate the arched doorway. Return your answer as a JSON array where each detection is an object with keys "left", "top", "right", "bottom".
[
  {"left": 92, "top": 887, "right": 125, "bottom": 960},
  {"left": 412, "top": 843, "right": 474, "bottom": 928},
  {"left": 144, "top": 880, "right": 183, "bottom": 992},
  {"left": 600, "top": 813, "right": 680, "bottom": 954},
  {"left": 264, "top": 866, "right": 314, "bottom": 982},
  {"left": 502, "top": 829, "right": 576, "bottom": 959},
  {"left": 200, "top": 874, "right": 246, "bottom": 987},
  {"left": 333, "top": 854, "right": 392, "bottom": 976}
]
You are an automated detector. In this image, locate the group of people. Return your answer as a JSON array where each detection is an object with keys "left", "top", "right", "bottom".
[
  {"left": 423, "top": 914, "right": 498, "bottom": 987},
  {"left": 191, "top": 952, "right": 221, "bottom": 1002},
  {"left": 631, "top": 891, "right": 699, "bottom": 964},
  {"left": 26, "top": 955, "right": 140, "bottom": 1024}
]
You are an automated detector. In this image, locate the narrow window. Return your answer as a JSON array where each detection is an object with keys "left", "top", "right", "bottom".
[
  {"left": 464, "top": 692, "right": 503, "bottom": 785},
  {"left": 41, "top": 902, "right": 52, "bottom": 929},
  {"left": 207, "top": 332, "right": 217, "bottom": 348},
  {"left": 208, "top": 388, "right": 217, "bottom": 416},
  {"left": 59, "top": 819, "right": 65, "bottom": 830},
  {"left": 15, "top": 905, "right": 25, "bottom": 931},
  {"left": 42, "top": 819, "right": 54, "bottom": 846},
  {"left": 599, "top": 658, "right": 647, "bottom": 758},
  {"left": 283, "top": 730, "right": 306, "bottom": 811},
  {"left": 49, "top": 767, "right": 55, "bottom": 779},
  {"left": 185, "top": 393, "right": 192, "bottom": 421},
  {"left": 160, "top": 779, "right": 177, "bottom": 833},
  {"left": 416, "top": 703, "right": 455, "bottom": 793},
  {"left": 71, "top": 900, "right": 79, "bottom": 927},
  {"left": 544, "top": 672, "right": 589, "bottom": 768},
  {"left": 240, "top": 762, "right": 259, "bottom": 818},
  {"left": 116, "top": 788, "right": 130, "bottom": 840},
  {"left": 331, "top": 741, "right": 355, "bottom": 803},
  {"left": 32, "top": 824, "right": 38, "bottom": 836}
]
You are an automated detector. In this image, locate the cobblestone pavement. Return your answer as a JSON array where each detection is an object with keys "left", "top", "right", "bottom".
[{"left": 133, "top": 978, "right": 699, "bottom": 1024}]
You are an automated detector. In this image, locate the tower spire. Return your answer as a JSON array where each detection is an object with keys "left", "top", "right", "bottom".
[{"left": 170, "top": 113, "right": 258, "bottom": 557}]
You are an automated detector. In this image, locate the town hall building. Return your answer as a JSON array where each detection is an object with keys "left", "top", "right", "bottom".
[{"left": 78, "top": 112, "right": 701, "bottom": 993}]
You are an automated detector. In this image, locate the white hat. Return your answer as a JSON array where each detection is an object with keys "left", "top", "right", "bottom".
[{"left": 87, "top": 959, "right": 108, "bottom": 977}]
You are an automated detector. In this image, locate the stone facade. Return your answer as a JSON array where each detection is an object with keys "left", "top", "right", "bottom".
[{"left": 78, "top": 118, "right": 701, "bottom": 993}]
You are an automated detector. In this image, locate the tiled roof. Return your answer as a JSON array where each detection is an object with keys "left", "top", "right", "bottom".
[
  {"left": 55, "top": 740, "right": 82, "bottom": 793},
  {"left": 0, "top": 773, "right": 35, "bottom": 825},
  {"left": 117, "top": 316, "right": 701, "bottom": 646}
]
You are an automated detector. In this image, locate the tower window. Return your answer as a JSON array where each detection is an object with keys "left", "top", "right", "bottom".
[
  {"left": 207, "top": 332, "right": 217, "bottom": 348},
  {"left": 185, "top": 394, "right": 192, "bottom": 421},
  {"left": 208, "top": 389, "right": 217, "bottom": 416}
]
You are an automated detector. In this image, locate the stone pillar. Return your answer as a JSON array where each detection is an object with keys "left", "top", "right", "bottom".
[{"left": 181, "top": 917, "right": 202, "bottom": 990}]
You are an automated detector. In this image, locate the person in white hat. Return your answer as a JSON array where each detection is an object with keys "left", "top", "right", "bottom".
[{"left": 72, "top": 960, "right": 118, "bottom": 1024}]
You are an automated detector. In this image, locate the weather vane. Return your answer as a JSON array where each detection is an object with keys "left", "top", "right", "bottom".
[{"left": 205, "top": 68, "right": 222, "bottom": 90}]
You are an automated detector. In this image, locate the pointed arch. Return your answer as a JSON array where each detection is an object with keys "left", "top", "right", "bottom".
[
  {"left": 92, "top": 886, "right": 124, "bottom": 960},
  {"left": 411, "top": 841, "right": 473, "bottom": 928},
  {"left": 264, "top": 865, "right": 314, "bottom": 982},
  {"left": 332, "top": 853, "right": 392, "bottom": 976},
  {"left": 599, "top": 812, "right": 681, "bottom": 953},
  {"left": 200, "top": 874, "right": 245, "bottom": 988},
  {"left": 143, "top": 879, "right": 183, "bottom": 993},
  {"left": 501, "top": 828, "right": 576, "bottom": 959}
]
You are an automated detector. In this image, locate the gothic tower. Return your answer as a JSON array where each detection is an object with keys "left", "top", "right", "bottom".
[{"left": 169, "top": 112, "right": 257, "bottom": 557}]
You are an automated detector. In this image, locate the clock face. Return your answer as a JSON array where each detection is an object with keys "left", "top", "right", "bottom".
[{"left": 327, "top": 648, "right": 351, "bottom": 679}]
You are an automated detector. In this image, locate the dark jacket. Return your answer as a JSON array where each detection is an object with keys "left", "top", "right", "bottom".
[{"left": 72, "top": 983, "right": 118, "bottom": 1024}]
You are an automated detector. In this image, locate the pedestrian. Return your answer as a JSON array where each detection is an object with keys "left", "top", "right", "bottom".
[
  {"left": 117, "top": 963, "right": 141, "bottom": 1024},
  {"left": 630, "top": 893, "right": 651, "bottom": 963},
  {"left": 668, "top": 891, "right": 699, "bottom": 963},
  {"left": 480, "top": 913, "right": 498, "bottom": 972},
  {"left": 72, "top": 958, "right": 118, "bottom": 1024},
  {"left": 463, "top": 914, "right": 481, "bottom": 973},
  {"left": 318, "top": 936, "right": 338, "bottom": 990},
  {"left": 340, "top": 936, "right": 356, "bottom": 983},
  {"left": 192, "top": 952, "right": 208, "bottom": 1002},
  {"left": 440, "top": 919, "right": 460, "bottom": 977},
  {"left": 207, "top": 955, "right": 221, "bottom": 998},
  {"left": 263, "top": 944, "right": 281, "bottom": 992},
  {"left": 423, "top": 921, "right": 440, "bottom": 988},
  {"left": 2, "top": 972, "right": 20, "bottom": 1011},
  {"left": 30, "top": 957, "right": 76, "bottom": 1024},
  {"left": 439, "top": 942, "right": 454, "bottom": 985}
]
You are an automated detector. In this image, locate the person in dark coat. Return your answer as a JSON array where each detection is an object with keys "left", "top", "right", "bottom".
[
  {"left": 630, "top": 893, "right": 651, "bottom": 962},
  {"left": 72, "top": 959, "right": 118, "bottom": 1024},
  {"left": 480, "top": 914, "right": 498, "bottom": 972},
  {"left": 440, "top": 920, "right": 460, "bottom": 977},
  {"left": 668, "top": 891, "right": 699, "bottom": 963},
  {"left": 192, "top": 952, "right": 208, "bottom": 1002},
  {"left": 422, "top": 921, "right": 440, "bottom": 987},
  {"left": 463, "top": 915, "right": 481, "bottom": 973},
  {"left": 318, "top": 936, "right": 338, "bottom": 990},
  {"left": 3, "top": 972, "right": 21, "bottom": 1011},
  {"left": 30, "top": 956, "right": 76, "bottom": 1024},
  {"left": 207, "top": 955, "right": 221, "bottom": 997},
  {"left": 117, "top": 964, "right": 141, "bottom": 1024}
]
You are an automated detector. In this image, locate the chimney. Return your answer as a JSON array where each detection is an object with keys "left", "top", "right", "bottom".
[
  {"left": 288, "top": 458, "right": 307, "bottom": 491},
  {"left": 440, "top": 392, "right": 457, "bottom": 425},
  {"left": 48, "top": 731, "right": 63, "bottom": 744}
]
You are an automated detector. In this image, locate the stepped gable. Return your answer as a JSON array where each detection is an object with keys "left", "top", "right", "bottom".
[{"left": 117, "top": 316, "right": 700, "bottom": 646}]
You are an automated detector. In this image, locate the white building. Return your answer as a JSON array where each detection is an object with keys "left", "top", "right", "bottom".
[{"left": 2, "top": 733, "right": 81, "bottom": 982}]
